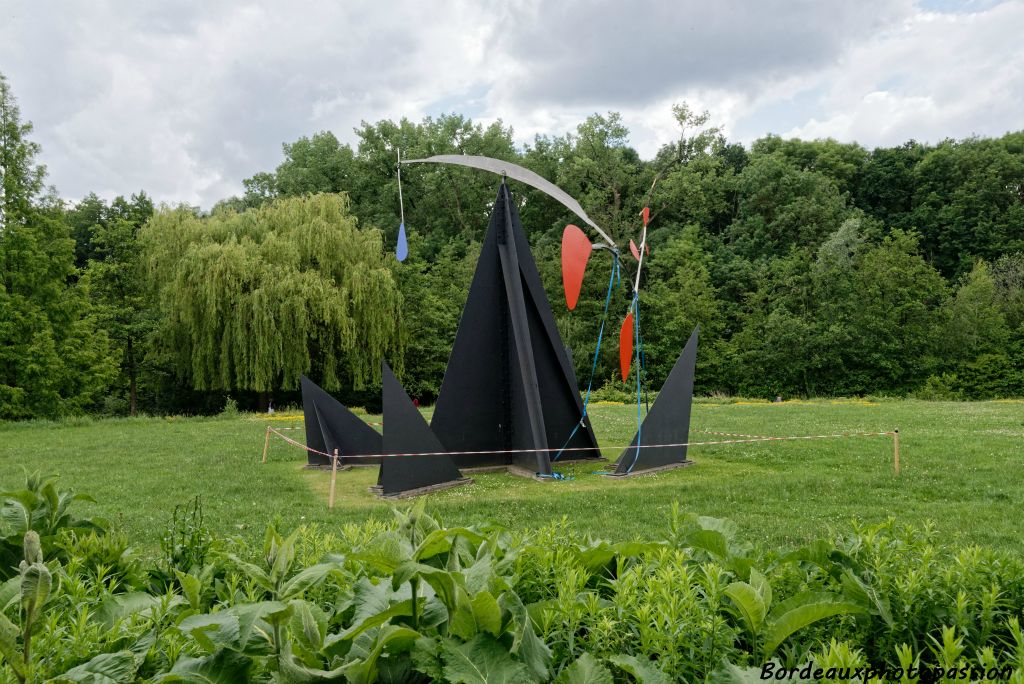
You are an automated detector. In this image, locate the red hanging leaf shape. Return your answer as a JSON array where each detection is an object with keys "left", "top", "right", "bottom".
[
  {"left": 629, "top": 239, "right": 640, "bottom": 262},
  {"left": 642, "top": 206, "right": 650, "bottom": 227},
  {"left": 561, "top": 224, "right": 592, "bottom": 310},
  {"left": 620, "top": 312, "right": 634, "bottom": 382}
]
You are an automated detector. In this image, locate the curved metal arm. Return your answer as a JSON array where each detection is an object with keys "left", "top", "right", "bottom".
[{"left": 402, "top": 154, "right": 617, "bottom": 249}]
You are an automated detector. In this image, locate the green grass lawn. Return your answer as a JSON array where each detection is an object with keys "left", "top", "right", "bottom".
[{"left": 1, "top": 398, "right": 1022, "bottom": 554}]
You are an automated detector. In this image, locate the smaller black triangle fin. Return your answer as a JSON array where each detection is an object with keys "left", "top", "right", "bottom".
[
  {"left": 300, "top": 375, "right": 382, "bottom": 466},
  {"left": 614, "top": 326, "right": 699, "bottom": 474},
  {"left": 380, "top": 363, "right": 464, "bottom": 495}
]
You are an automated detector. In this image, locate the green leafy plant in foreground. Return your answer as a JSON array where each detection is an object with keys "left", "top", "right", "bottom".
[
  {"left": 0, "top": 472, "right": 107, "bottom": 579},
  {"left": 0, "top": 531, "right": 52, "bottom": 684},
  {"left": 2, "top": 476, "right": 1024, "bottom": 682}
]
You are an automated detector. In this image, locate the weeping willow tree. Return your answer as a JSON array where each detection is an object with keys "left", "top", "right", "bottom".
[{"left": 140, "top": 194, "right": 403, "bottom": 396}]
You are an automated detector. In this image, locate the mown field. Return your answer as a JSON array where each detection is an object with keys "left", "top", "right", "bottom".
[{"left": 1, "top": 398, "right": 1022, "bottom": 554}]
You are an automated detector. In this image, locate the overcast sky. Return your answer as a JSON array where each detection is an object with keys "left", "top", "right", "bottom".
[{"left": 2, "top": 0, "right": 1021, "bottom": 208}]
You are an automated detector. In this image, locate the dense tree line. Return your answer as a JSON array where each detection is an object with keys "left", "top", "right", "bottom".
[{"left": 1, "top": 72, "right": 1022, "bottom": 418}]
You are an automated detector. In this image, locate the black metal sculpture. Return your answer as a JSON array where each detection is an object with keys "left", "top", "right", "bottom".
[
  {"left": 300, "top": 375, "right": 381, "bottom": 467},
  {"left": 429, "top": 182, "right": 602, "bottom": 474},
  {"left": 378, "top": 362, "right": 468, "bottom": 497},
  {"left": 610, "top": 326, "right": 699, "bottom": 476}
]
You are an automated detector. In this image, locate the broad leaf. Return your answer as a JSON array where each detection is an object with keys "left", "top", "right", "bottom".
[
  {"left": 347, "top": 577, "right": 396, "bottom": 627},
  {"left": 748, "top": 568, "right": 772, "bottom": 611},
  {"left": 95, "top": 592, "right": 166, "bottom": 630},
  {"left": 178, "top": 601, "right": 288, "bottom": 655},
  {"left": 841, "top": 570, "right": 893, "bottom": 628},
  {"left": 289, "top": 599, "right": 327, "bottom": 653},
  {"left": 175, "top": 571, "right": 202, "bottom": 610},
  {"left": 332, "top": 598, "right": 414, "bottom": 643},
  {"left": 277, "top": 643, "right": 347, "bottom": 684},
  {"left": 471, "top": 590, "right": 502, "bottom": 637},
  {"left": 608, "top": 654, "right": 670, "bottom": 684},
  {"left": 441, "top": 635, "right": 533, "bottom": 684},
  {"left": 0, "top": 576, "right": 20, "bottom": 613},
  {"left": 707, "top": 659, "right": 766, "bottom": 683},
  {"left": 279, "top": 562, "right": 339, "bottom": 600},
  {"left": 226, "top": 555, "right": 272, "bottom": 592},
  {"left": 50, "top": 651, "right": 137, "bottom": 684},
  {"left": 414, "top": 528, "right": 485, "bottom": 562},
  {"left": 350, "top": 532, "right": 414, "bottom": 574},
  {"left": 155, "top": 649, "right": 252, "bottom": 683},
  {"left": 554, "top": 653, "right": 614, "bottom": 684},
  {"left": 178, "top": 611, "right": 241, "bottom": 654},
  {"left": 685, "top": 529, "right": 730, "bottom": 558},
  {"left": 724, "top": 582, "right": 766, "bottom": 635},
  {"left": 0, "top": 612, "right": 25, "bottom": 681},
  {"left": 763, "top": 592, "right": 867, "bottom": 655},
  {"left": 20, "top": 562, "right": 51, "bottom": 613},
  {"left": 340, "top": 625, "right": 420, "bottom": 684},
  {"left": 501, "top": 591, "right": 551, "bottom": 682},
  {"left": 410, "top": 636, "right": 444, "bottom": 681}
]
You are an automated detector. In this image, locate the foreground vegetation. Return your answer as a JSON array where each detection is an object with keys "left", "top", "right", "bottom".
[
  {"left": 1, "top": 478, "right": 1023, "bottom": 682},
  {"left": 1, "top": 400, "right": 1023, "bottom": 554}
]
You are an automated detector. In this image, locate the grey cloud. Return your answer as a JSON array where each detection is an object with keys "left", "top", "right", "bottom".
[
  {"left": 1, "top": 0, "right": 491, "bottom": 206},
  {"left": 493, "top": 0, "right": 913, "bottom": 106},
  {"left": 1, "top": 0, "right": 1018, "bottom": 209}
]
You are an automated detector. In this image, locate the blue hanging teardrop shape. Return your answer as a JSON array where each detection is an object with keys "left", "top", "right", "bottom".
[{"left": 396, "top": 221, "right": 408, "bottom": 262}]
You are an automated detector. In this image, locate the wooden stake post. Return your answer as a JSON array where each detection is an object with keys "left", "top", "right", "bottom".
[
  {"left": 893, "top": 428, "right": 900, "bottom": 475},
  {"left": 261, "top": 426, "right": 271, "bottom": 463},
  {"left": 328, "top": 449, "right": 339, "bottom": 509}
]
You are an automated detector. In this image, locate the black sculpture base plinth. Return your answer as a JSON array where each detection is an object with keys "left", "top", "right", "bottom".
[
  {"left": 602, "top": 459, "right": 695, "bottom": 478},
  {"left": 370, "top": 476, "right": 473, "bottom": 499}
]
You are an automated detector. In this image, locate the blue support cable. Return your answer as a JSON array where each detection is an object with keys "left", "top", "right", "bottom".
[
  {"left": 625, "top": 291, "right": 644, "bottom": 474},
  {"left": 635, "top": 294, "right": 650, "bottom": 412},
  {"left": 552, "top": 253, "right": 620, "bottom": 462}
]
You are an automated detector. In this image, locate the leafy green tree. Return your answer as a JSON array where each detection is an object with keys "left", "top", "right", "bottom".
[
  {"left": 912, "top": 134, "right": 1024, "bottom": 276},
  {"left": 140, "top": 194, "right": 403, "bottom": 404},
  {"left": 82, "top": 216, "right": 153, "bottom": 415},
  {"left": 942, "top": 260, "right": 1010, "bottom": 360},
  {"left": 394, "top": 239, "right": 479, "bottom": 400},
  {"left": 535, "top": 113, "right": 651, "bottom": 245},
  {"left": 751, "top": 135, "right": 869, "bottom": 198},
  {"left": 991, "top": 252, "right": 1024, "bottom": 330},
  {"left": 731, "top": 249, "right": 818, "bottom": 396},
  {"left": 0, "top": 73, "right": 117, "bottom": 419},
  {"left": 856, "top": 141, "right": 925, "bottom": 229},
  {"left": 725, "top": 150, "right": 853, "bottom": 260},
  {"left": 844, "top": 230, "right": 947, "bottom": 393},
  {"left": 640, "top": 225, "right": 727, "bottom": 391}
]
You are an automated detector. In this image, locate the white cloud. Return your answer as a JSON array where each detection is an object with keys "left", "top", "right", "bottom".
[
  {"left": 0, "top": 0, "right": 1020, "bottom": 207},
  {"left": 780, "top": 1, "right": 1024, "bottom": 146}
]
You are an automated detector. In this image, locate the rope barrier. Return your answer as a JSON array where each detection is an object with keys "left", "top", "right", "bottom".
[
  {"left": 265, "top": 421, "right": 382, "bottom": 430},
  {"left": 264, "top": 425, "right": 896, "bottom": 462},
  {"left": 698, "top": 428, "right": 776, "bottom": 439}
]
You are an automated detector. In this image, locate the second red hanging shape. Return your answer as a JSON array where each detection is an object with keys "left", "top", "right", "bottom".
[{"left": 619, "top": 312, "right": 634, "bottom": 382}]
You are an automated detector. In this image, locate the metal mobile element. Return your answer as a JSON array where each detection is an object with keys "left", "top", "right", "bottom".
[{"left": 402, "top": 154, "right": 618, "bottom": 250}]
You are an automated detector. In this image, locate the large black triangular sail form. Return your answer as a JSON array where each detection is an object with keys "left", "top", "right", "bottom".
[
  {"left": 379, "top": 362, "right": 467, "bottom": 496},
  {"left": 612, "top": 326, "right": 699, "bottom": 475},
  {"left": 300, "top": 375, "right": 382, "bottom": 467},
  {"left": 429, "top": 182, "right": 602, "bottom": 474}
]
